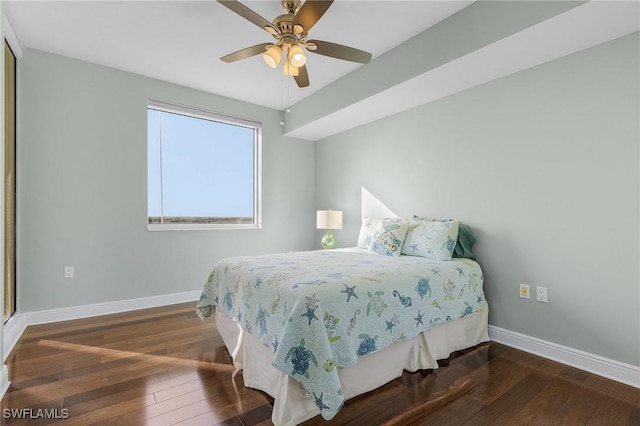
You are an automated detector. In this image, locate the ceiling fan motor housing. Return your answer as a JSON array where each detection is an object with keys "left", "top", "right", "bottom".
[
  {"left": 282, "top": 0, "right": 301, "bottom": 15},
  {"left": 274, "top": 14, "right": 295, "bottom": 37}
]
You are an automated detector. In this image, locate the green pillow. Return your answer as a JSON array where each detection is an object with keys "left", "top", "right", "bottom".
[
  {"left": 452, "top": 222, "right": 476, "bottom": 260},
  {"left": 413, "top": 215, "right": 477, "bottom": 260}
]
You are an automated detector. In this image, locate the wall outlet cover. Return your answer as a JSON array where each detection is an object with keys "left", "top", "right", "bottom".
[
  {"left": 64, "top": 266, "right": 74, "bottom": 279},
  {"left": 520, "top": 283, "right": 530, "bottom": 299},
  {"left": 536, "top": 286, "right": 548, "bottom": 303}
]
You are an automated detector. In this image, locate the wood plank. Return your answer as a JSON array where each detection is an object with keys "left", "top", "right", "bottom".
[
  {"left": 586, "top": 394, "right": 636, "bottom": 425},
  {"left": 545, "top": 406, "right": 590, "bottom": 425},
  {"left": 607, "top": 380, "right": 640, "bottom": 405},
  {"left": 408, "top": 393, "right": 484, "bottom": 426},
  {"left": 302, "top": 380, "right": 404, "bottom": 425},
  {"left": 628, "top": 399, "right": 640, "bottom": 426},
  {"left": 64, "top": 394, "right": 157, "bottom": 426},
  {"left": 466, "top": 355, "right": 534, "bottom": 405},
  {"left": 505, "top": 376, "right": 575, "bottom": 425},
  {"left": 465, "top": 373, "right": 548, "bottom": 424},
  {"left": 565, "top": 384, "right": 606, "bottom": 417}
]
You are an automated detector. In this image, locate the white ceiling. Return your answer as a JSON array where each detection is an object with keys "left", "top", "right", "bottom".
[
  {"left": 285, "top": 0, "right": 640, "bottom": 140},
  {"left": 4, "top": 0, "right": 472, "bottom": 109},
  {"left": 4, "top": 1, "right": 640, "bottom": 141}
]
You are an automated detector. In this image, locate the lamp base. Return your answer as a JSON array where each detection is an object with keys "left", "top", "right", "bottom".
[{"left": 321, "top": 230, "right": 337, "bottom": 250}]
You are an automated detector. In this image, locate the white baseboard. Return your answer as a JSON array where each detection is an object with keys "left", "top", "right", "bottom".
[
  {"left": 488, "top": 325, "right": 640, "bottom": 389},
  {"left": 3, "top": 290, "right": 201, "bottom": 362},
  {"left": 3, "top": 312, "right": 28, "bottom": 363},
  {"left": 0, "top": 365, "right": 9, "bottom": 399}
]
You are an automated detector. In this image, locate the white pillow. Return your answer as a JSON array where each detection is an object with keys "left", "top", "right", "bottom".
[
  {"left": 401, "top": 219, "right": 459, "bottom": 260},
  {"left": 367, "top": 220, "right": 410, "bottom": 257}
]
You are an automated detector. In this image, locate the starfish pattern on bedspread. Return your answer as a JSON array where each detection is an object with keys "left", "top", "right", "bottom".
[{"left": 341, "top": 284, "right": 358, "bottom": 302}]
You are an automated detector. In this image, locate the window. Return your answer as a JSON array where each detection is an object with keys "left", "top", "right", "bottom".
[{"left": 147, "top": 100, "right": 262, "bottom": 230}]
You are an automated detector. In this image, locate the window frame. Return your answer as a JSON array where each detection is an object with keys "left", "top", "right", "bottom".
[{"left": 147, "top": 99, "right": 262, "bottom": 231}]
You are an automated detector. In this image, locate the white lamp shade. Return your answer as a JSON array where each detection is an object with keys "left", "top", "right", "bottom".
[
  {"left": 317, "top": 210, "right": 343, "bottom": 230},
  {"left": 263, "top": 45, "right": 282, "bottom": 68},
  {"left": 283, "top": 61, "right": 299, "bottom": 76},
  {"left": 288, "top": 45, "right": 306, "bottom": 68}
]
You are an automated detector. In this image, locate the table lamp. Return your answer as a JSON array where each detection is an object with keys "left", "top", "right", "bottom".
[{"left": 316, "top": 210, "right": 343, "bottom": 249}]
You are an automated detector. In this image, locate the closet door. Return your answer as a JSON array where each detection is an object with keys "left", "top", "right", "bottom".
[{"left": 4, "top": 40, "right": 16, "bottom": 321}]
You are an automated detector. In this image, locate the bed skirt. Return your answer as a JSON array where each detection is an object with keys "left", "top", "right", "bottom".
[{"left": 215, "top": 307, "right": 489, "bottom": 425}]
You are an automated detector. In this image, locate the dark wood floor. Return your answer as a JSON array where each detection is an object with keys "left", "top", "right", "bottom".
[{"left": 1, "top": 302, "right": 638, "bottom": 425}]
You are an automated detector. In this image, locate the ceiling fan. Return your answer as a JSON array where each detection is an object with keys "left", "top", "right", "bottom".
[{"left": 217, "top": 0, "right": 373, "bottom": 88}]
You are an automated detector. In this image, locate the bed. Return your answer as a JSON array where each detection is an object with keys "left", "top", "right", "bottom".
[{"left": 197, "top": 216, "right": 489, "bottom": 425}]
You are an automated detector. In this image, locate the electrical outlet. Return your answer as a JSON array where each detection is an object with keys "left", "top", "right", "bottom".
[
  {"left": 64, "top": 266, "right": 74, "bottom": 279},
  {"left": 536, "top": 286, "right": 548, "bottom": 303},
  {"left": 519, "top": 283, "right": 530, "bottom": 299}
]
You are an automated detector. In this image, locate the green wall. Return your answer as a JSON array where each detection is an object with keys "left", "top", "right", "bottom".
[
  {"left": 315, "top": 33, "right": 640, "bottom": 366},
  {"left": 17, "top": 49, "right": 316, "bottom": 312}
]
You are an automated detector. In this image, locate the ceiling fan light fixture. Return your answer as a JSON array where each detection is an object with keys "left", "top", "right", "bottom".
[
  {"left": 218, "top": 0, "right": 373, "bottom": 88},
  {"left": 283, "top": 61, "right": 299, "bottom": 76},
  {"left": 263, "top": 45, "right": 282, "bottom": 68},
  {"left": 288, "top": 45, "right": 306, "bottom": 68}
]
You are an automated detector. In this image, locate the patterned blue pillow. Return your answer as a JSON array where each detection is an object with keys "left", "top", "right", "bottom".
[
  {"left": 401, "top": 220, "right": 459, "bottom": 260},
  {"left": 357, "top": 217, "right": 404, "bottom": 249},
  {"left": 367, "top": 220, "right": 410, "bottom": 257}
]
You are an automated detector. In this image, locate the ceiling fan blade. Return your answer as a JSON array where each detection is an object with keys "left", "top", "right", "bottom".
[
  {"left": 221, "top": 43, "right": 271, "bottom": 63},
  {"left": 293, "top": 0, "right": 334, "bottom": 33},
  {"left": 217, "top": 0, "right": 278, "bottom": 34},
  {"left": 294, "top": 65, "right": 310, "bottom": 88},
  {"left": 307, "top": 40, "right": 372, "bottom": 64}
]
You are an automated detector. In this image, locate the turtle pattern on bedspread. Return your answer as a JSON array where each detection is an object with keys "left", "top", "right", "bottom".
[{"left": 196, "top": 249, "right": 486, "bottom": 421}]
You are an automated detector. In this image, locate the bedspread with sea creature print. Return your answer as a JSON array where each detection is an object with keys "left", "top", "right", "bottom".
[{"left": 196, "top": 248, "right": 486, "bottom": 421}]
